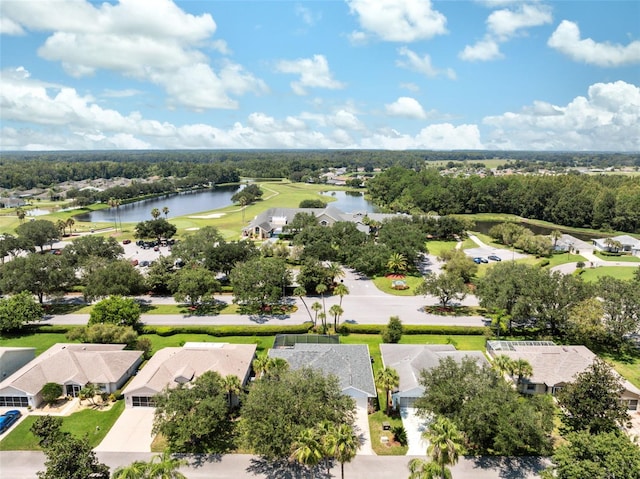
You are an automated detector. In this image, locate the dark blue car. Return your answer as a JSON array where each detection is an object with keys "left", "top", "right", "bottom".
[{"left": 0, "top": 410, "right": 21, "bottom": 433}]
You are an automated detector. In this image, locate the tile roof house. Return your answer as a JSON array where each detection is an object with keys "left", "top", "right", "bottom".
[
  {"left": 268, "top": 343, "right": 377, "bottom": 404},
  {"left": 486, "top": 341, "right": 640, "bottom": 411},
  {"left": 592, "top": 234, "right": 640, "bottom": 256},
  {"left": 123, "top": 342, "right": 257, "bottom": 407},
  {"left": 0, "top": 343, "right": 143, "bottom": 408},
  {"left": 379, "top": 344, "right": 489, "bottom": 408}
]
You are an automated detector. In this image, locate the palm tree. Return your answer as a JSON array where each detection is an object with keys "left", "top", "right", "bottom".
[
  {"left": 333, "top": 282, "right": 349, "bottom": 308},
  {"left": 108, "top": 197, "right": 121, "bottom": 232},
  {"left": 311, "top": 301, "right": 322, "bottom": 328},
  {"left": 239, "top": 196, "right": 248, "bottom": 223},
  {"left": 550, "top": 229, "right": 562, "bottom": 249},
  {"left": 318, "top": 312, "right": 327, "bottom": 334},
  {"left": 56, "top": 219, "right": 67, "bottom": 236},
  {"left": 408, "top": 458, "right": 443, "bottom": 479},
  {"left": 326, "top": 262, "right": 345, "bottom": 284},
  {"left": 294, "top": 286, "right": 314, "bottom": 324},
  {"left": 424, "top": 416, "right": 464, "bottom": 479},
  {"left": 512, "top": 358, "right": 533, "bottom": 388},
  {"left": 252, "top": 356, "right": 269, "bottom": 378},
  {"left": 290, "top": 427, "right": 324, "bottom": 470},
  {"left": 387, "top": 252, "right": 408, "bottom": 274},
  {"left": 325, "top": 423, "right": 360, "bottom": 479},
  {"left": 375, "top": 366, "right": 400, "bottom": 415},
  {"left": 315, "top": 283, "right": 328, "bottom": 316},
  {"left": 16, "top": 207, "right": 26, "bottom": 223},
  {"left": 146, "top": 450, "right": 188, "bottom": 479},
  {"left": 492, "top": 354, "right": 514, "bottom": 378},
  {"left": 162, "top": 206, "right": 169, "bottom": 219},
  {"left": 329, "top": 304, "right": 344, "bottom": 331},
  {"left": 112, "top": 460, "right": 149, "bottom": 479},
  {"left": 66, "top": 217, "right": 75, "bottom": 236},
  {"left": 264, "top": 357, "right": 289, "bottom": 380},
  {"left": 151, "top": 208, "right": 161, "bottom": 220},
  {"left": 222, "top": 374, "right": 242, "bottom": 409}
]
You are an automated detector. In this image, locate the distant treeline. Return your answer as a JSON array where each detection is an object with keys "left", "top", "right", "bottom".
[
  {"left": 1, "top": 150, "right": 638, "bottom": 189},
  {"left": 367, "top": 166, "right": 640, "bottom": 233}
]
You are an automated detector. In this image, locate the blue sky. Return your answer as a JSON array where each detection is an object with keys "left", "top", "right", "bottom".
[{"left": 1, "top": 0, "right": 639, "bottom": 151}]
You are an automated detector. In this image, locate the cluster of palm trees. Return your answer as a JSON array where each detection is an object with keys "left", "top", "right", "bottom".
[
  {"left": 112, "top": 451, "right": 187, "bottom": 479},
  {"left": 492, "top": 354, "right": 534, "bottom": 387},
  {"left": 289, "top": 420, "right": 360, "bottom": 479},
  {"left": 56, "top": 217, "right": 75, "bottom": 236},
  {"left": 151, "top": 207, "right": 170, "bottom": 220},
  {"left": 251, "top": 355, "right": 290, "bottom": 380}
]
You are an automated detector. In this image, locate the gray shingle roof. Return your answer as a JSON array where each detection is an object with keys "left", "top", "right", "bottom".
[{"left": 268, "top": 344, "right": 376, "bottom": 397}]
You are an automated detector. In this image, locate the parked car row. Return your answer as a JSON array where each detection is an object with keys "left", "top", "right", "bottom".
[
  {"left": 473, "top": 255, "right": 502, "bottom": 264},
  {"left": 0, "top": 410, "right": 21, "bottom": 434}
]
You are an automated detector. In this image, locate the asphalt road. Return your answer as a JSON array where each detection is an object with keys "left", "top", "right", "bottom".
[{"left": 0, "top": 451, "right": 550, "bottom": 478}]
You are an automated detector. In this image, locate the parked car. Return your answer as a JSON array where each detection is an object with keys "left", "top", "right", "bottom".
[
  {"left": 140, "top": 260, "right": 150, "bottom": 267},
  {"left": 122, "top": 239, "right": 131, "bottom": 244},
  {"left": 481, "top": 257, "right": 488, "bottom": 263},
  {"left": 0, "top": 410, "right": 21, "bottom": 433},
  {"left": 130, "top": 259, "right": 139, "bottom": 266},
  {"left": 488, "top": 255, "right": 502, "bottom": 261},
  {"left": 473, "top": 257, "right": 483, "bottom": 264}
]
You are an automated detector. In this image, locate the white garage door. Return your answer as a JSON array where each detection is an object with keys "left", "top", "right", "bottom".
[{"left": 399, "top": 396, "right": 417, "bottom": 408}]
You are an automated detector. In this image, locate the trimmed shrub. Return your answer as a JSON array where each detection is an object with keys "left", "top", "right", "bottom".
[
  {"left": 339, "top": 323, "right": 488, "bottom": 335},
  {"left": 141, "top": 324, "right": 313, "bottom": 337}
]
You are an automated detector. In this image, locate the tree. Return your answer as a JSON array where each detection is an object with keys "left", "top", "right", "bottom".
[
  {"left": 151, "top": 208, "right": 161, "bottom": 220},
  {"left": 79, "top": 383, "right": 101, "bottom": 406},
  {"left": 325, "top": 423, "right": 360, "bottom": 479},
  {"left": 41, "top": 383, "right": 63, "bottom": 404},
  {"left": 333, "top": 282, "right": 349, "bottom": 308},
  {"left": 293, "top": 286, "right": 314, "bottom": 324},
  {"left": 162, "top": 206, "right": 170, "bottom": 219},
  {"left": 38, "top": 433, "right": 109, "bottom": 479},
  {"left": 376, "top": 366, "right": 400, "bottom": 415},
  {"left": 240, "top": 367, "right": 356, "bottom": 460},
  {"left": 565, "top": 298, "right": 607, "bottom": 348},
  {"left": 83, "top": 260, "right": 146, "bottom": 302},
  {"left": 542, "top": 430, "right": 640, "bottom": 479},
  {"left": 64, "top": 235, "right": 123, "bottom": 266},
  {"left": 316, "top": 282, "right": 328, "bottom": 316},
  {"left": 251, "top": 355, "right": 269, "bottom": 378},
  {"left": 311, "top": 301, "right": 322, "bottom": 328},
  {"left": 382, "top": 315, "right": 403, "bottom": 343},
  {"left": 221, "top": 374, "right": 242, "bottom": 409},
  {"left": 111, "top": 460, "right": 149, "bottom": 479},
  {"left": 438, "top": 248, "right": 477, "bottom": 283},
  {"left": 329, "top": 304, "right": 344, "bottom": 331},
  {"left": 0, "top": 290, "right": 44, "bottom": 333},
  {"left": 169, "top": 265, "right": 220, "bottom": 307},
  {"left": 16, "top": 207, "right": 26, "bottom": 223},
  {"left": 417, "top": 272, "right": 468, "bottom": 307},
  {"left": 556, "top": 358, "right": 629, "bottom": 434},
  {"left": 108, "top": 198, "right": 122, "bottom": 232},
  {"left": 386, "top": 252, "right": 408, "bottom": 274},
  {"left": 289, "top": 427, "right": 324, "bottom": 470},
  {"left": 135, "top": 218, "right": 177, "bottom": 244},
  {"left": 0, "top": 233, "right": 32, "bottom": 263},
  {"left": 153, "top": 371, "right": 233, "bottom": 453},
  {"left": 491, "top": 355, "right": 513, "bottom": 377},
  {"left": 408, "top": 458, "right": 443, "bottom": 479},
  {"left": 263, "top": 357, "right": 290, "bottom": 380},
  {"left": 550, "top": 229, "right": 562, "bottom": 248},
  {"left": 30, "top": 415, "right": 63, "bottom": 447},
  {"left": 145, "top": 451, "right": 188, "bottom": 479},
  {"left": 65, "top": 323, "right": 139, "bottom": 349},
  {"left": 0, "top": 254, "right": 74, "bottom": 303},
  {"left": 16, "top": 219, "right": 60, "bottom": 251},
  {"left": 230, "top": 257, "right": 291, "bottom": 312},
  {"left": 295, "top": 257, "right": 333, "bottom": 294},
  {"left": 597, "top": 276, "right": 640, "bottom": 344},
  {"left": 424, "top": 416, "right": 465, "bottom": 479},
  {"left": 511, "top": 358, "right": 533, "bottom": 387},
  {"left": 88, "top": 296, "right": 141, "bottom": 328}
]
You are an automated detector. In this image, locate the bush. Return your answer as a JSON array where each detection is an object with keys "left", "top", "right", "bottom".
[
  {"left": 141, "top": 324, "right": 313, "bottom": 337},
  {"left": 392, "top": 425, "right": 408, "bottom": 446},
  {"left": 41, "top": 382, "right": 62, "bottom": 404},
  {"left": 382, "top": 316, "right": 403, "bottom": 343},
  {"left": 576, "top": 261, "right": 586, "bottom": 269},
  {"left": 339, "top": 323, "right": 488, "bottom": 335}
]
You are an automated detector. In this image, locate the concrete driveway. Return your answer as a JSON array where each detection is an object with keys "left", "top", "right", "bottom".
[
  {"left": 94, "top": 407, "right": 154, "bottom": 452},
  {"left": 354, "top": 398, "right": 373, "bottom": 455},
  {"left": 401, "top": 407, "right": 430, "bottom": 456}
]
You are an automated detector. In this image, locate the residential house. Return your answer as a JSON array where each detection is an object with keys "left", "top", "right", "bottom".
[
  {"left": 486, "top": 340, "right": 640, "bottom": 410},
  {"left": 0, "top": 198, "right": 27, "bottom": 209},
  {"left": 123, "top": 342, "right": 257, "bottom": 407},
  {"left": 592, "top": 234, "right": 640, "bottom": 256},
  {"left": 0, "top": 344, "right": 143, "bottom": 408},
  {"left": 268, "top": 343, "right": 377, "bottom": 410},
  {"left": 379, "top": 344, "right": 489, "bottom": 408}
]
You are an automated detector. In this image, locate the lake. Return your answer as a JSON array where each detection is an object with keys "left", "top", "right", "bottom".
[
  {"left": 75, "top": 185, "right": 241, "bottom": 223},
  {"left": 320, "top": 190, "right": 380, "bottom": 213}
]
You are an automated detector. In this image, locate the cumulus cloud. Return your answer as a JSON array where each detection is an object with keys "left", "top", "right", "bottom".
[
  {"left": 1, "top": 0, "right": 264, "bottom": 109},
  {"left": 295, "top": 4, "right": 321, "bottom": 26},
  {"left": 385, "top": 97, "right": 427, "bottom": 119},
  {"left": 276, "top": 54, "right": 345, "bottom": 95},
  {"left": 0, "top": 16, "right": 25, "bottom": 35},
  {"left": 396, "top": 47, "right": 456, "bottom": 79},
  {"left": 346, "top": 0, "right": 447, "bottom": 43},
  {"left": 548, "top": 20, "right": 640, "bottom": 67},
  {"left": 459, "top": 3, "right": 552, "bottom": 61},
  {"left": 483, "top": 81, "right": 640, "bottom": 150},
  {"left": 361, "top": 124, "right": 483, "bottom": 150}
]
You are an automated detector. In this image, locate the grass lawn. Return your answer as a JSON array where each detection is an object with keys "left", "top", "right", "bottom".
[
  {"left": 0, "top": 400, "right": 125, "bottom": 451},
  {"left": 425, "top": 240, "right": 458, "bottom": 257},
  {"left": 368, "top": 411, "right": 408, "bottom": 455},
  {"left": 602, "top": 352, "right": 640, "bottom": 389},
  {"left": 0, "top": 332, "right": 71, "bottom": 355},
  {"left": 578, "top": 266, "right": 636, "bottom": 282},
  {"left": 70, "top": 301, "right": 240, "bottom": 316},
  {"left": 371, "top": 275, "right": 423, "bottom": 296},
  {"left": 594, "top": 251, "right": 640, "bottom": 263},
  {"left": 543, "top": 253, "right": 587, "bottom": 268}
]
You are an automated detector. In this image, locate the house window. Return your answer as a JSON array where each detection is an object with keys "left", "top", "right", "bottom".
[
  {"left": 320, "top": 220, "right": 328, "bottom": 226},
  {"left": 526, "top": 384, "right": 536, "bottom": 392},
  {"left": 623, "top": 399, "right": 638, "bottom": 411},
  {"left": 551, "top": 386, "right": 563, "bottom": 395}
]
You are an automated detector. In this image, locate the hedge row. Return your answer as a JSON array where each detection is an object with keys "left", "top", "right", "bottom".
[
  {"left": 140, "top": 324, "right": 313, "bottom": 337},
  {"left": 338, "top": 324, "right": 489, "bottom": 335}
]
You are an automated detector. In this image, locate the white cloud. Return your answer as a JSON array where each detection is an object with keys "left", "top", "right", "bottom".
[
  {"left": 459, "top": 3, "right": 551, "bottom": 62},
  {"left": 361, "top": 124, "right": 483, "bottom": 150},
  {"left": 346, "top": 0, "right": 447, "bottom": 43},
  {"left": 295, "top": 4, "right": 321, "bottom": 26},
  {"left": 548, "top": 20, "right": 640, "bottom": 67},
  {"left": 400, "top": 82, "right": 420, "bottom": 92},
  {"left": 396, "top": 47, "right": 456, "bottom": 79},
  {"left": 483, "top": 81, "right": 640, "bottom": 150},
  {"left": 101, "top": 89, "right": 142, "bottom": 99},
  {"left": 1, "top": 0, "right": 264, "bottom": 109},
  {"left": 385, "top": 97, "right": 427, "bottom": 119},
  {"left": 487, "top": 4, "right": 552, "bottom": 39},
  {"left": 0, "top": 16, "right": 25, "bottom": 35},
  {"left": 459, "top": 38, "right": 503, "bottom": 61},
  {"left": 276, "top": 54, "right": 345, "bottom": 95}
]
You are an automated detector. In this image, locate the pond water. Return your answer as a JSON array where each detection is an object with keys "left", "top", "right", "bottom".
[
  {"left": 473, "top": 220, "right": 599, "bottom": 242},
  {"left": 320, "top": 190, "right": 381, "bottom": 213},
  {"left": 75, "top": 185, "right": 241, "bottom": 224}
]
